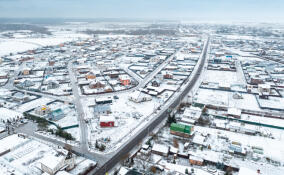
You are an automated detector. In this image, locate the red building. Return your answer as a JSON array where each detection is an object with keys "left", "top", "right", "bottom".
[
  {"left": 119, "top": 75, "right": 131, "bottom": 86},
  {"left": 99, "top": 115, "right": 115, "bottom": 127}
]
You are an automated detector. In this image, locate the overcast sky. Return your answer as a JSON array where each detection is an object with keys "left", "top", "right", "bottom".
[{"left": 0, "top": 0, "right": 283, "bottom": 22}]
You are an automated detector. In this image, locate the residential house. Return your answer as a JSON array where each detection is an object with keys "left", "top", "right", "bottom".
[
  {"left": 163, "top": 71, "right": 173, "bottom": 79},
  {"left": 189, "top": 155, "right": 204, "bottom": 166},
  {"left": 128, "top": 91, "right": 152, "bottom": 103},
  {"left": 119, "top": 74, "right": 131, "bottom": 86},
  {"left": 40, "top": 150, "right": 75, "bottom": 175},
  {"left": 151, "top": 144, "right": 169, "bottom": 157},
  {"left": 100, "top": 115, "right": 115, "bottom": 127},
  {"left": 151, "top": 79, "right": 161, "bottom": 87},
  {"left": 93, "top": 104, "right": 111, "bottom": 115},
  {"left": 89, "top": 80, "right": 106, "bottom": 89},
  {"left": 35, "top": 105, "right": 51, "bottom": 116}
]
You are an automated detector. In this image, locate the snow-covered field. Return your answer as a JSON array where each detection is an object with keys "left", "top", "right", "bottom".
[
  {"left": 194, "top": 88, "right": 260, "bottom": 111},
  {"left": 0, "top": 28, "right": 90, "bottom": 57},
  {"left": 204, "top": 70, "right": 245, "bottom": 85}
]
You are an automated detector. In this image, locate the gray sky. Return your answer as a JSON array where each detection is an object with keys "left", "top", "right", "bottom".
[{"left": 0, "top": 0, "right": 283, "bottom": 22}]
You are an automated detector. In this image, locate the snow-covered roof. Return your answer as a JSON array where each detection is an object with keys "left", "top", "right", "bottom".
[
  {"left": 192, "top": 135, "right": 206, "bottom": 146},
  {"left": 152, "top": 144, "right": 169, "bottom": 154},
  {"left": 39, "top": 151, "right": 66, "bottom": 171},
  {"left": 227, "top": 107, "right": 241, "bottom": 116},
  {"left": 99, "top": 115, "right": 115, "bottom": 122},
  {"left": 189, "top": 155, "right": 204, "bottom": 162}
]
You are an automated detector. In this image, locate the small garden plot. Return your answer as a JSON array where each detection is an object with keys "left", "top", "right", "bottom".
[
  {"left": 87, "top": 93, "right": 161, "bottom": 152},
  {"left": 257, "top": 96, "right": 284, "bottom": 110},
  {"left": 241, "top": 114, "right": 284, "bottom": 130},
  {"left": 41, "top": 82, "right": 72, "bottom": 96},
  {"left": 194, "top": 89, "right": 260, "bottom": 111},
  {"left": 204, "top": 70, "right": 243, "bottom": 85}
]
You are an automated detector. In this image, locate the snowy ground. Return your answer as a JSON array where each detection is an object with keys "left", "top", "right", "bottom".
[
  {"left": 0, "top": 29, "right": 90, "bottom": 57},
  {"left": 85, "top": 93, "right": 162, "bottom": 152},
  {"left": 194, "top": 88, "right": 260, "bottom": 111},
  {"left": 204, "top": 70, "right": 245, "bottom": 85}
]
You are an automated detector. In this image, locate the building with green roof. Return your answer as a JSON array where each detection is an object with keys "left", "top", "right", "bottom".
[{"left": 170, "top": 123, "right": 194, "bottom": 137}]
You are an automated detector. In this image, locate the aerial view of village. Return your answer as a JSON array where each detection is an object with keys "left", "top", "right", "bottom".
[{"left": 0, "top": 1, "right": 284, "bottom": 175}]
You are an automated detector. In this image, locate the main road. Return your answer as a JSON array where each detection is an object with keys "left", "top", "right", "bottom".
[
  {"left": 92, "top": 36, "right": 210, "bottom": 174},
  {"left": 67, "top": 61, "right": 89, "bottom": 152}
]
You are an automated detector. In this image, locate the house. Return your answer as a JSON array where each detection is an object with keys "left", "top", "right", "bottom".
[
  {"left": 170, "top": 123, "right": 194, "bottom": 138},
  {"left": 104, "top": 86, "right": 113, "bottom": 92},
  {"left": 119, "top": 74, "right": 131, "bottom": 86},
  {"left": 95, "top": 97, "right": 112, "bottom": 105},
  {"left": 89, "top": 80, "right": 106, "bottom": 89},
  {"left": 150, "top": 56, "right": 160, "bottom": 63},
  {"left": 40, "top": 150, "right": 75, "bottom": 175},
  {"left": 189, "top": 155, "right": 204, "bottom": 166},
  {"left": 85, "top": 71, "right": 96, "bottom": 80},
  {"left": 258, "top": 84, "right": 271, "bottom": 99},
  {"left": 151, "top": 144, "right": 169, "bottom": 157},
  {"left": 215, "top": 52, "right": 224, "bottom": 57},
  {"left": 250, "top": 76, "right": 264, "bottom": 85},
  {"left": 49, "top": 60, "right": 55, "bottom": 66},
  {"left": 128, "top": 91, "right": 152, "bottom": 103},
  {"left": 47, "top": 80, "right": 60, "bottom": 89},
  {"left": 22, "top": 68, "right": 31, "bottom": 75},
  {"left": 151, "top": 79, "right": 161, "bottom": 87},
  {"left": 18, "top": 79, "right": 35, "bottom": 88},
  {"left": 93, "top": 104, "right": 111, "bottom": 115},
  {"left": 162, "top": 71, "right": 173, "bottom": 79},
  {"left": 108, "top": 71, "right": 120, "bottom": 78},
  {"left": 228, "top": 141, "right": 246, "bottom": 156},
  {"left": 192, "top": 134, "right": 207, "bottom": 147},
  {"left": 35, "top": 105, "right": 51, "bottom": 116},
  {"left": 182, "top": 106, "right": 202, "bottom": 123},
  {"left": 100, "top": 115, "right": 115, "bottom": 127},
  {"left": 117, "top": 167, "right": 143, "bottom": 175}
]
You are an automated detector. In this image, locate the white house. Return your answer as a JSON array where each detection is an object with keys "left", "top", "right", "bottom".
[{"left": 128, "top": 91, "right": 152, "bottom": 103}]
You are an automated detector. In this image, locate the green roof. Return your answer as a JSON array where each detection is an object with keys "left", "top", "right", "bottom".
[
  {"left": 184, "top": 125, "right": 191, "bottom": 134},
  {"left": 170, "top": 123, "right": 185, "bottom": 133},
  {"left": 170, "top": 123, "right": 192, "bottom": 134}
]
